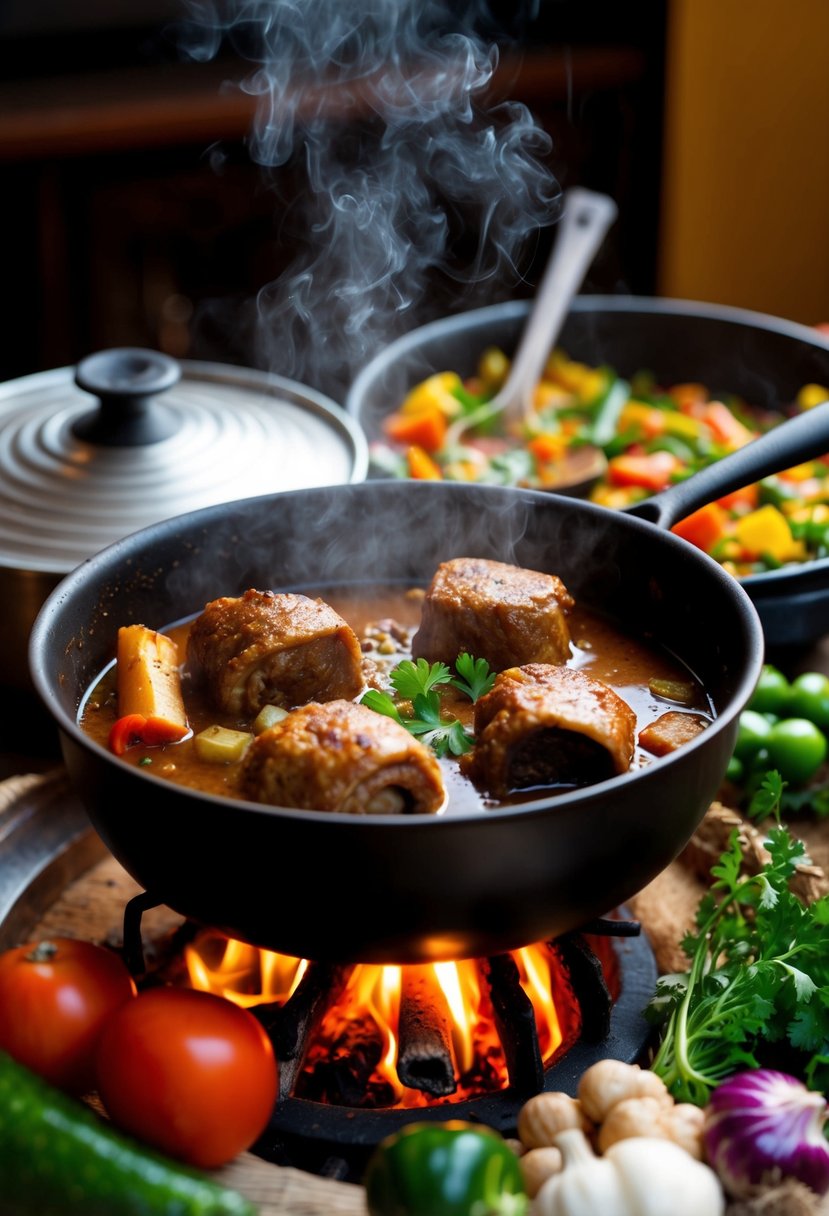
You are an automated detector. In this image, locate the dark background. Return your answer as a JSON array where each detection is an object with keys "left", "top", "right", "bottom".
[{"left": 0, "top": 1, "right": 669, "bottom": 394}]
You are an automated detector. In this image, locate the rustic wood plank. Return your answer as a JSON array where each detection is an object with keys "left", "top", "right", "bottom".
[
  {"left": 209, "top": 1153, "right": 366, "bottom": 1215},
  {"left": 31, "top": 849, "right": 184, "bottom": 953}
]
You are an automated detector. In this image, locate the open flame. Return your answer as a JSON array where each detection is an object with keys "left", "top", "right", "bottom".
[{"left": 184, "top": 932, "right": 580, "bottom": 1108}]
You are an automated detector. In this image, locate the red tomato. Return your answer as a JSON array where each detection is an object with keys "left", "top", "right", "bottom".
[
  {"left": 0, "top": 937, "right": 136, "bottom": 1093},
  {"left": 96, "top": 987, "right": 279, "bottom": 1168}
]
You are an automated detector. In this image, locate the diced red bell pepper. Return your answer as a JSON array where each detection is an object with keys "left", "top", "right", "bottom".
[
  {"left": 109, "top": 714, "right": 149, "bottom": 756},
  {"left": 671, "top": 503, "right": 728, "bottom": 552},
  {"left": 607, "top": 450, "right": 681, "bottom": 492},
  {"left": 384, "top": 405, "right": 447, "bottom": 453},
  {"left": 527, "top": 433, "right": 566, "bottom": 463},
  {"left": 669, "top": 383, "right": 709, "bottom": 415},
  {"left": 702, "top": 401, "right": 755, "bottom": 449}
]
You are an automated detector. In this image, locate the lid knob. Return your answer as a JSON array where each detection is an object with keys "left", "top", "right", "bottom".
[{"left": 72, "top": 348, "right": 182, "bottom": 446}]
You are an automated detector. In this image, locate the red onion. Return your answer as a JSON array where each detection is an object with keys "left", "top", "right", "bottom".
[{"left": 704, "top": 1070, "right": 829, "bottom": 1198}]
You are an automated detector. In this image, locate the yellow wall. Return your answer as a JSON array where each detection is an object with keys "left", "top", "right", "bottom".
[{"left": 659, "top": 0, "right": 829, "bottom": 325}]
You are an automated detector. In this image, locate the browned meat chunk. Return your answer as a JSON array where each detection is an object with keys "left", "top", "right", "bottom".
[
  {"left": 638, "top": 711, "right": 709, "bottom": 757},
  {"left": 241, "top": 699, "right": 446, "bottom": 815},
  {"left": 187, "top": 588, "right": 364, "bottom": 716},
  {"left": 412, "top": 558, "right": 573, "bottom": 672},
  {"left": 462, "top": 663, "right": 635, "bottom": 797}
]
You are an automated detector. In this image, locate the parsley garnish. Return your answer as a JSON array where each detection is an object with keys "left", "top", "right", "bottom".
[
  {"left": 647, "top": 779, "right": 829, "bottom": 1103},
  {"left": 360, "top": 654, "right": 495, "bottom": 758},
  {"left": 390, "top": 658, "right": 452, "bottom": 700},
  {"left": 450, "top": 653, "right": 497, "bottom": 702},
  {"left": 403, "top": 694, "right": 473, "bottom": 758}
]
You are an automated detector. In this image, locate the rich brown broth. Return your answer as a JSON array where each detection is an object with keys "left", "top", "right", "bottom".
[{"left": 79, "top": 582, "right": 714, "bottom": 814}]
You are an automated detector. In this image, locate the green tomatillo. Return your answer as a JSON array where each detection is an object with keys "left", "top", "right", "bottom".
[
  {"left": 765, "top": 717, "right": 828, "bottom": 786},
  {"left": 747, "top": 664, "right": 791, "bottom": 716},
  {"left": 364, "top": 1120, "right": 528, "bottom": 1216}
]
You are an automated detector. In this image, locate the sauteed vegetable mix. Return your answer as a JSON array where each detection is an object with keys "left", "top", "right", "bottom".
[{"left": 369, "top": 349, "right": 829, "bottom": 577}]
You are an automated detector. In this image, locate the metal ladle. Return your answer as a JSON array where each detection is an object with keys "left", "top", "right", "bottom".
[{"left": 444, "top": 187, "right": 619, "bottom": 492}]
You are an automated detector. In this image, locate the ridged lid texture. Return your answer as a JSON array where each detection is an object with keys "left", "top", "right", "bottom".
[{"left": 0, "top": 356, "right": 368, "bottom": 572}]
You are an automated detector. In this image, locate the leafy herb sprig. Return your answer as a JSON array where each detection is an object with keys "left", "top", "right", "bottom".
[
  {"left": 749, "top": 767, "right": 829, "bottom": 821},
  {"left": 360, "top": 654, "right": 495, "bottom": 759},
  {"left": 647, "top": 773, "right": 829, "bottom": 1104}
]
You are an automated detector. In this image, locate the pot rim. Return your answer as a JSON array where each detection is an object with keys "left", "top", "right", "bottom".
[{"left": 347, "top": 293, "right": 829, "bottom": 411}]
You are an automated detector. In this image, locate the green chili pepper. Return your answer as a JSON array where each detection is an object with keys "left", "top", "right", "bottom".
[
  {"left": 364, "top": 1120, "right": 528, "bottom": 1216},
  {"left": 644, "top": 434, "right": 697, "bottom": 463},
  {"left": 451, "top": 384, "right": 488, "bottom": 411},
  {"left": 588, "top": 377, "right": 630, "bottom": 447}
]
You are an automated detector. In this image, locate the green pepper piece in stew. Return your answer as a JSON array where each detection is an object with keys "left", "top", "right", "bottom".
[{"left": 364, "top": 1120, "right": 528, "bottom": 1216}]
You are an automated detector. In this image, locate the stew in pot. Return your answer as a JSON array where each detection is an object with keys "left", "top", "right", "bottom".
[{"left": 79, "top": 558, "right": 714, "bottom": 816}]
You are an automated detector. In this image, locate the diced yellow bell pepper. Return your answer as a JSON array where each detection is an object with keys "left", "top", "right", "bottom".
[
  {"left": 399, "top": 372, "right": 463, "bottom": 418},
  {"left": 734, "top": 505, "right": 806, "bottom": 562},
  {"left": 544, "top": 353, "right": 605, "bottom": 402},
  {"left": 527, "top": 433, "right": 567, "bottom": 463},
  {"left": 477, "top": 347, "right": 510, "bottom": 390},
  {"left": 661, "top": 411, "right": 705, "bottom": 441},
  {"left": 532, "top": 382, "right": 573, "bottom": 411},
  {"left": 621, "top": 400, "right": 704, "bottom": 440},
  {"left": 796, "top": 383, "right": 829, "bottom": 410},
  {"left": 619, "top": 401, "right": 666, "bottom": 437},
  {"left": 778, "top": 461, "right": 820, "bottom": 482},
  {"left": 589, "top": 484, "right": 648, "bottom": 510}
]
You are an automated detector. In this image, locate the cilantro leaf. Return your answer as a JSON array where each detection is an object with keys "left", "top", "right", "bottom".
[
  {"left": 450, "top": 653, "right": 496, "bottom": 702},
  {"left": 747, "top": 770, "right": 786, "bottom": 822},
  {"left": 390, "top": 658, "right": 452, "bottom": 700}
]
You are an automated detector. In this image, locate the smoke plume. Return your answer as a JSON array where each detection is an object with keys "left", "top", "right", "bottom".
[{"left": 180, "top": 0, "right": 560, "bottom": 397}]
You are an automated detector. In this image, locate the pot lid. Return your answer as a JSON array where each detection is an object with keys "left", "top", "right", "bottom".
[{"left": 0, "top": 349, "right": 368, "bottom": 574}]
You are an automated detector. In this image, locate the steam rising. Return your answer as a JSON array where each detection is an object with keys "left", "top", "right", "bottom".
[{"left": 180, "top": 0, "right": 559, "bottom": 396}]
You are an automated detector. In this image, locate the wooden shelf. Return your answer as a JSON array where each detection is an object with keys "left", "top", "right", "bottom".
[{"left": 0, "top": 47, "right": 645, "bottom": 162}]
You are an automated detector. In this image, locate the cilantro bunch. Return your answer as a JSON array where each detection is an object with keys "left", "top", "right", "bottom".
[
  {"left": 360, "top": 654, "right": 495, "bottom": 759},
  {"left": 648, "top": 775, "right": 829, "bottom": 1104}
]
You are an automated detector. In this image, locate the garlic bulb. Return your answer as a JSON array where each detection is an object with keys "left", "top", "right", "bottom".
[{"left": 533, "top": 1129, "right": 724, "bottom": 1216}]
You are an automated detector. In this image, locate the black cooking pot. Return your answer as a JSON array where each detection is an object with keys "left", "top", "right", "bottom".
[
  {"left": 27, "top": 475, "right": 773, "bottom": 965},
  {"left": 346, "top": 296, "right": 829, "bottom": 649}
]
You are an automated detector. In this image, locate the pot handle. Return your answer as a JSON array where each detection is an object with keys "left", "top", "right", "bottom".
[
  {"left": 72, "top": 348, "right": 182, "bottom": 446},
  {"left": 624, "top": 399, "right": 829, "bottom": 531}
]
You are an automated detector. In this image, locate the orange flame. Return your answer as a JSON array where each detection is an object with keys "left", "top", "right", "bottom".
[
  {"left": 184, "top": 931, "right": 307, "bottom": 1008},
  {"left": 185, "top": 935, "right": 571, "bottom": 1107}
]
